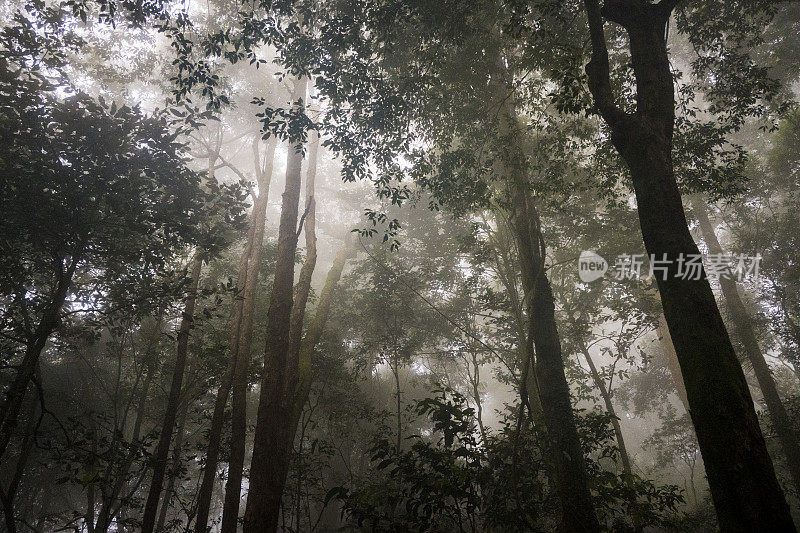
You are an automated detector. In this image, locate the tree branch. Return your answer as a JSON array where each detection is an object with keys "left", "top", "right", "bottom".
[
  {"left": 583, "top": 0, "right": 630, "bottom": 129},
  {"left": 216, "top": 155, "right": 258, "bottom": 198},
  {"left": 295, "top": 199, "right": 313, "bottom": 239}
]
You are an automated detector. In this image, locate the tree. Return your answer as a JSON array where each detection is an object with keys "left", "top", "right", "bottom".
[
  {"left": 494, "top": 78, "right": 600, "bottom": 532},
  {"left": 580, "top": 0, "right": 794, "bottom": 528},
  {"left": 218, "top": 134, "right": 279, "bottom": 533},
  {"left": 308, "top": 6, "right": 602, "bottom": 527},
  {"left": 0, "top": 57, "right": 226, "bottom": 469},
  {"left": 242, "top": 75, "right": 311, "bottom": 532}
]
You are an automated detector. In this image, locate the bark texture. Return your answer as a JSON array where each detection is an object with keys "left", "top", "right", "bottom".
[
  {"left": 523, "top": 252, "right": 600, "bottom": 533},
  {"left": 242, "top": 76, "right": 309, "bottom": 533},
  {"left": 657, "top": 312, "right": 690, "bottom": 411},
  {"left": 155, "top": 399, "right": 189, "bottom": 533},
  {"left": 582, "top": 1, "right": 794, "bottom": 529}
]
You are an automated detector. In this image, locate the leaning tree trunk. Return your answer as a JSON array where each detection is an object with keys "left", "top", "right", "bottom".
[
  {"left": 510, "top": 162, "right": 600, "bottom": 531},
  {"left": 521, "top": 245, "right": 600, "bottom": 533},
  {"left": 487, "top": 221, "right": 547, "bottom": 425},
  {"left": 280, "top": 247, "right": 348, "bottom": 530},
  {"left": 193, "top": 233, "right": 251, "bottom": 533},
  {"left": 0, "top": 255, "right": 77, "bottom": 463},
  {"left": 0, "top": 393, "right": 38, "bottom": 533},
  {"left": 579, "top": 345, "right": 634, "bottom": 479},
  {"left": 656, "top": 312, "right": 690, "bottom": 411},
  {"left": 582, "top": 1, "right": 794, "bottom": 528},
  {"left": 220, "top": 137, "right": 278, "bottom": 533},
  {"left": 142, "top": 253, "right": 202, "bottom": 533},
  {"left": 269, "top": 246, "right": 350, "bottom": 531},
  {"left": 578, "top": 342, "right": 642, "bottom": 530},
  {"left": 694, "top": 198, "right": 800, "bottom": 497},
  {"left": 242, "top": 76, "right": 309, "bottom": 533},
  {"left": 287, "top": 247, "right": 348, "bottom": 445},
  {"left": 645, "top": 286, "right": 691, "bottom": 412},
  {"left": 281, "top": 129, "right": 321, "bottom": 442}
]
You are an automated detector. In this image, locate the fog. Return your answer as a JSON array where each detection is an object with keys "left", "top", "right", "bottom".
[{"left": 1, "top": 0, "right": 799, "bottom": 531}]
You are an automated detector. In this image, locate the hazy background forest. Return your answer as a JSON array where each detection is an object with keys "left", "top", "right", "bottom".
[{"left": 1, "top": 0, "right": 799, "bottom": 531}]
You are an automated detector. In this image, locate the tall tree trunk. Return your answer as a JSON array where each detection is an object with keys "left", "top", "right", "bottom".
[
  {"left": 492, "top": 59, "right": 599, "bottom": 530},
  {"left": 155, "top": 398, "right": 190, "bottom": 533},
  {"left": 582, "top": 2, "right": 794, "bottom": 528},
  {"left": 393, "top": 354, "right": 402, "bottom": 452},
  {"left": 226, "top": 130, "right": 318, "bottom": 532},
  {"left": 468, "top": 349, "right": 488, "bottom": 444},
  {"left": 142, "top": 253, "right": 203, "bottom": 533},
  {"left": 272, "top": 248, "right": 348, "bottom": 531},
  {"left": 220, "top": 137, "right": 278, "bottom": 533},
  {"left": 276, "top": 246, "right": 350, "bottom": 532},
  {"left": 694, "top": 198, "right": 800, "bottom": 496},
  {"left": 86, "top": 419, "right": 97, "bottom": 533},
  {"left": 287, "top": 129, "right": 319, "bottom": 358},
  {"left": 487, "top": 220, "right": 547, "bottom": 425},
  {"left": 193, "top": 241, "right": 250, "bottom": 533},
  {"left": 520, "top": 243, "right": 599, "bottom": 533},
  {"left": 192, "top": 135, "right": 243, "bottom": 533},
  {"left": 242, "top": 76, "right": 309, "bottom": 533}
]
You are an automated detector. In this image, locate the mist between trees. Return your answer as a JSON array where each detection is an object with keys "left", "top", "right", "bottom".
[{"left": 1, "top": 0, "right": 800, "bottom": 531}]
